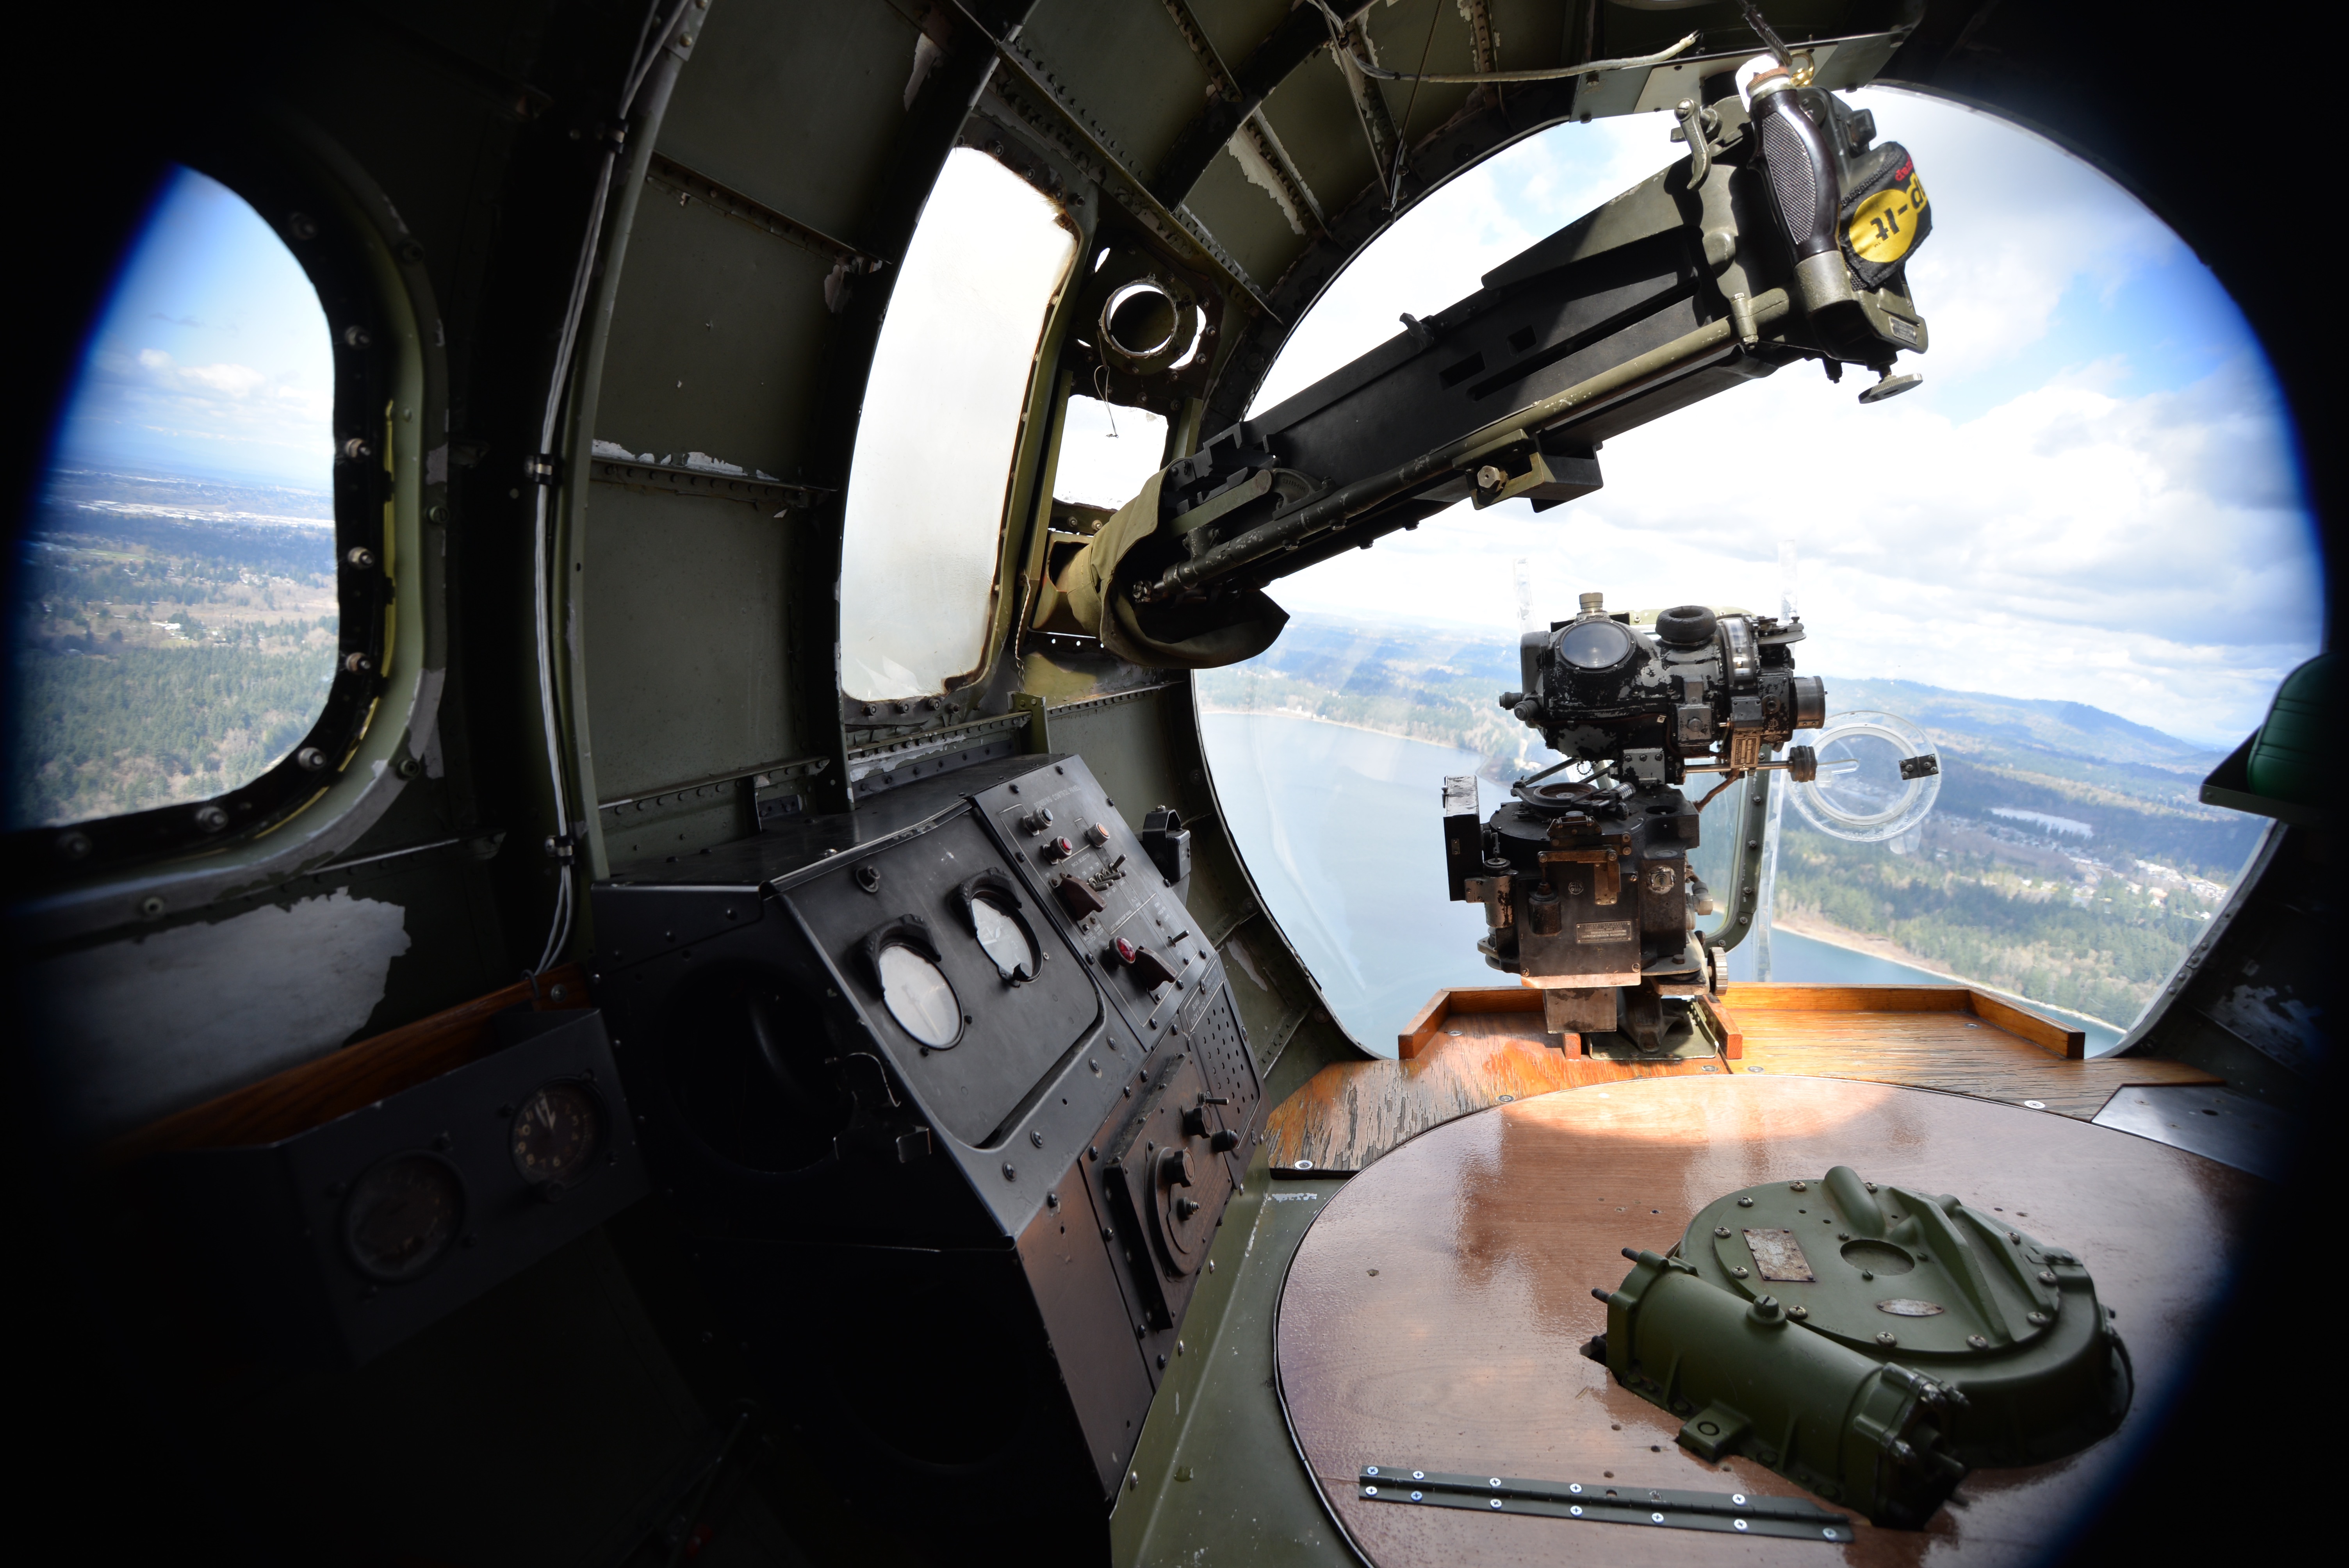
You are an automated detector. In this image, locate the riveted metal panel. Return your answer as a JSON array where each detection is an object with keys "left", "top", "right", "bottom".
[
  {"left": 654, "top": 0, "right": 918, "bottom": 246},
  {"left": 592, "top": 185, "right": 835, "bottom": 480},
  {"left": 583, "top": 485, "right": 792, "bottom": 801}
]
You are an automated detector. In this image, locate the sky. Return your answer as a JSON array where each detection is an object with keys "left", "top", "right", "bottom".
[
  {"left": 1230, "top": 89, "right": 2325, "bottom": 750},
  {"left": 46, "top": 166, "right": 335, "bottom": 494}
]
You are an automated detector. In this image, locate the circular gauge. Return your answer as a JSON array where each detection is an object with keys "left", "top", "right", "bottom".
[
  {"left": 342, "top": 1151, "right": 465, "bottom": 1283},
  {"left": 510, "top": 1079, "right": 606, "bottom": 1191},
  {"left": 969, "top": 895, "right": 1039, "bottom": 983},
  {"left": 1789, "top": 710, "right": 1942, "bottom": 842},
  {"left": 878, "top": 942, "right": 962, "bottom": 1048}
]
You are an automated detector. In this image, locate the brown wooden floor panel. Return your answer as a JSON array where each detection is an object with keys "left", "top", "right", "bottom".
[
  {"left": 1269, "top": 984, "right": 2224, "bottom": 1173},
  {"left": 1275, "top": 1076, "right": 2260, "bottom": 1568},
  {"left": 1265, "top": 1008, "right": 1722, "bottom": 1173}
]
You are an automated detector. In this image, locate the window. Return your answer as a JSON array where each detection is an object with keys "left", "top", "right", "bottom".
[
  {"left": 1053, "top": 394, "right": 1167, "bottom": 511},
  {"left": 839, "top": 148, "right": 1078, "bottom": 700},
  {"left": 1199, "top": 94, "right": 2319, "bottom": 1056},
  {"left": 9, "top": 166, "right": 336, "bottom": 830}
]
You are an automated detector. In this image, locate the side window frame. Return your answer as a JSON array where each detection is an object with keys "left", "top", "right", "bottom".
[{"left": 5, "top": 118, "right": 446, "bottom": 927}]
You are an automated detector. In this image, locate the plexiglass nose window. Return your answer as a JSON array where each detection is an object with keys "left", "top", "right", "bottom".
[
  {"left": 839, "top": 148, "right": 1078, "bottom": 701},
  {"left": 1198, "top": 91, "right": 2320, "bottom": 1057},
  {"left": 9, "top": 166, "right": 336, "bottom": 829}
]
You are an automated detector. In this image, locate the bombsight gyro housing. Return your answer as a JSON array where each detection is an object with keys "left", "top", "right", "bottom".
[{"left": 1443, "top": 593, "right": 1826, "bottom": 1055}]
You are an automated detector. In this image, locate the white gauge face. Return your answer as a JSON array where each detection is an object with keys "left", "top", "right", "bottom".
[
  {"left": 969, "top": 896, "right": 1038, "bottom": 982},
  {"left": 1790, "top": 710, "right": 1941, "bottom": 842},
  {"left": 878, "top": 943, "right": 963, "bottom": 1048}
]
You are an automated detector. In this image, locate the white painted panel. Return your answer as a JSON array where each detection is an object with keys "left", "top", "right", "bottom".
[{"left": 30, "top": 890, "right": 412, "bottom": 1143}]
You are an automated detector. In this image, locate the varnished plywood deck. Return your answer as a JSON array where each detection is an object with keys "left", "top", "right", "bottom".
[
  {"left": 1276, "top": 1076, "right": 2259, "bottom": 1568},
  {"left": 1266, "top": 983, "right": 2223, "bottom": 1174}
]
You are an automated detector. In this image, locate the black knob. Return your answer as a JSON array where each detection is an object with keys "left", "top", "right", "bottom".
[
  {"left": 1158, "top": 1147, "right": 1194, "bottom": 1187},
  {"left": 1181, "top": 1105, "right": 1209, "bottom": 1137},
  {"left": 1210, "top": 1129, "right": 1242, "bottom": 1154}
]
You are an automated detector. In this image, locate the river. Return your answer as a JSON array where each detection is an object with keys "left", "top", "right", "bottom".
[{"left": 1199, "top": 711, "right": 2125, "bottom": 1058}]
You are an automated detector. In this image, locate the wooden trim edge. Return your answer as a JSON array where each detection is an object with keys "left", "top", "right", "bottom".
[{"left": 100, "top": 963, "right": 592, "bottom": 1168}]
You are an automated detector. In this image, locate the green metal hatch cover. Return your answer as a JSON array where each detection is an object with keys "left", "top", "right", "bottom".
[{"left": 1589, "top": 1165, "right": 2132, "bottom": 1528}]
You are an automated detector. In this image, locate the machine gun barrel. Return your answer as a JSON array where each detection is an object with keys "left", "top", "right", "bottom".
[{"left": 1142, "top": 289, "right": 1790, "bottom": 604}]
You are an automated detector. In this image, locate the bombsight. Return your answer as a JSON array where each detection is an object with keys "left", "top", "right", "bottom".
[
  {"left": 1501, "top": 592, "right": 1826, "bottom": 790},
  {"left": 1444, "top": 593, "right": 1827, "bottom": 1057}
]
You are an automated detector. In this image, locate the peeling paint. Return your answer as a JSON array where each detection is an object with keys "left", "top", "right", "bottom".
[
  {"left": 426, "top": 442, "right": 448, "bottom": 485},
  {"left": 1224, "top": 930, "right": 1272, "bottom": 994},
  {"left": 1224, "top": 134, "right": 1306, "bottom": 237},
  {"left": 28, "top": 891, "right": 414, "bottom": 1144},
  {"left": 905, "top": 32, "right": 944, "bottom": 110},
  {"left": 2206, "top": 982, "right": 2325, "bottom": 1076}
]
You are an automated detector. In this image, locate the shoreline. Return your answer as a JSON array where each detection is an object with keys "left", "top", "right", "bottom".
[
  {"left": 1198, "top": 703, "right": 1522, "bottom": 769},
  {"left": 1202, "top": 708, "right": 2134, "bottom": 1039},
  {"left": 1769, "top": 914, "right": 2129, "bottom": 1035}
]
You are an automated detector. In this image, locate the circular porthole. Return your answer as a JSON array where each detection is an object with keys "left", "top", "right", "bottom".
[
  {"left": 1102, "top": 281, "right": 1180, "bottom": 361},
  {"left": 878, "top": 942, "right": 963, "bottom": 1048}
]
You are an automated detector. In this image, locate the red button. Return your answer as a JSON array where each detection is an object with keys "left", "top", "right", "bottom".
[{"left": 1114, "top": 937, "right": 1139, "bottom": 964}]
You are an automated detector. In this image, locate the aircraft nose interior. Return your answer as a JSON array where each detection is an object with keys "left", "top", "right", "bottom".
[{"left": 6, "top": 4, "right": 2333, "bottom": 1566}]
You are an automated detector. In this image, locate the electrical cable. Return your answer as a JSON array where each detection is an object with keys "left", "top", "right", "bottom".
[{"left": 528, "top": 0, "right": 700, "bottom": 975}]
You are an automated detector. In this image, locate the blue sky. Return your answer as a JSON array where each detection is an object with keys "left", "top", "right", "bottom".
[
  {"left": 1237, "top": 89, "right": 2324, "bottom": 748},
  {"left": 46, "top": 167, "right": 334, "bottom": 494}
]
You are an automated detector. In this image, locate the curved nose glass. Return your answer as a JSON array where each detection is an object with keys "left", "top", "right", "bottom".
[{"left": 10, "top": 166, "right": 335, "bottom": 829}]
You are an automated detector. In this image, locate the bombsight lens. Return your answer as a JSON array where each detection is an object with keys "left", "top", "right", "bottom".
[{"left": 1555, "top": 618, "right": 1637, "bottom": 671}]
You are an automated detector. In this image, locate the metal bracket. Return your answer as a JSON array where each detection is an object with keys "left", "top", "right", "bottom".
[{"left": 1357, "top": 1466, "right": 1852, "bottom": 1542}]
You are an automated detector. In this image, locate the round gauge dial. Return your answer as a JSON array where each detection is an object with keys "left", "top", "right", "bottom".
[
  {"left": 878, "top": 942, "right": 962, "bottom": 1048},
  {"left": 343, "top": 1151, "right": 465, "bottom": 1283},
  {"left": 511, "top": 1079, "right": 606, "bottom": 1190},
  {"left": 969, "top": 895, "right": 1038, "bottom": 983}
]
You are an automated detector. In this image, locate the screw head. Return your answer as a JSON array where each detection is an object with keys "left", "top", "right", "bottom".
[
  {"left": 1877, "top": 1331, "right": 1898, "bottom": 1346},
  {"left": 193, "top": 804, "right": 228, "bottom": 832},
  {"left": 1714, "top": 1226, "right": 1730, "bottom": 1238},
  {"left": 286, "top": 211, "right": 318, "bottom": 240},
  {"left": 345, "top": 545, "right": 377, "bottom": 568},
  {"left": 343, "top": 326, "right": 371, "bottom": 349},
  {"left": 55, "top": 830, "right": 93, "bottom": 860},
  {"left": 137, "top": 895, "right": 166, "bottom": 919},
  {"left": 296, "top": 746, "right": 328, "bottom": 771}
]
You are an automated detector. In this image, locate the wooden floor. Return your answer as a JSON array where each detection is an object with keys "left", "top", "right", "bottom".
[
  {"left": 1276, "top": 1076, "right": 2259, "bottom": 1568},
  {"left": 1264, "top": 983, "right": 2223, "bottom": 1174}
]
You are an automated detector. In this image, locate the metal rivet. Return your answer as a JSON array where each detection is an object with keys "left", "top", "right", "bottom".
[
  {"left": 1490, "top": 1499, "right": 1503, "bottom": 1509},
  {"left": 1714, "top": 1226, "right": 1730, "bottom": 1238},
  {"left": 1732, "top": 1494, "right": 1747, "bottom": 1505},
  {"left": 1571, "top": 1506, "right": 1584, "bottom": 1517},
  {"left": 1002, "top": 1163, "right": 1016, "bottom": 1180},
  {"left": 1365, "top": 1467, "right": 1378, "bottom": 1476},
  {"left": 1489, "top": 1478, "right": 1501, "bottom": 1488},
  {"left": 1652, "top": 1513, "right": 1665, "bottom": 1523},
  {"left": 2023, "top": 1099, "right": 2047, "bottom": 1110},
  {"left": 1737, "top": 1196, "right": 1754, "bottom": 1206}
]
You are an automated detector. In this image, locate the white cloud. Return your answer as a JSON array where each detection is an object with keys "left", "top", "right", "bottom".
[{"left": 1237, "top": 89, "right": 2321, "bottom": 748}]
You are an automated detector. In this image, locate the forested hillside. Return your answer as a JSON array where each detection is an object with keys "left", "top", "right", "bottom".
[
  {"left": 8, "top": 470, "right": 338, "bottom": 827},
  {"left": 1199, "top": 611, "right": 2265, "bottom": 1030}
]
